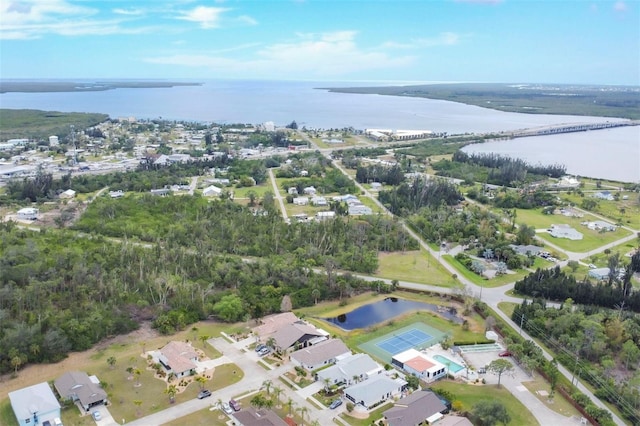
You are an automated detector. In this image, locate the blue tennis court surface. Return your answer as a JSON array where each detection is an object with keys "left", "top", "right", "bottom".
[{"left": 377, "top": 329, "right": 432, "bottom": 354}]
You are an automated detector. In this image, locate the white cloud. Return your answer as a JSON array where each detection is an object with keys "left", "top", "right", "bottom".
[
  {"left": 613, "top": 1, "right": 627, "bottom": 12},
  {"left": 176, "top": 6, "right": 229, "bottom": 29},
  {"left": 113, "top": 8, "right": 144, "bottom": 16},
  {"left": 382, "top": 32, "right": 462, "bottom": 49},
  {"left": 237, "top": 15, "right": 258, "bottom": 26},
  {"left": 144, "top": 31, "right": 413, "bottom": 78}
]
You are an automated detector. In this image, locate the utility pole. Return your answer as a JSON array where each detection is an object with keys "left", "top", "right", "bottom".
[
  {"left": 519, "top": 313, "right": 525, "bottom": 335},
  {"left": 70, "top": 124, "right": 77, "bottom": 165}
]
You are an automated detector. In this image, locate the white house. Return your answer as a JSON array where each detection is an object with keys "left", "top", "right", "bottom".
[
  {"left": 316, "top": 353, "right": 384, "bottom": 387},
  {"left": 202, "top": 185, "right": 222, "bottom": 197},
  {"left": 316, "top": 211, "right": 336, "bottom": 221},
  {"left": 290, "top": 339, "right": 351, "bottom": 371},
  {"left": 391, "top": 349, "right": 447, "bottom": 383},
  {"left": 17, "top": 207, "right": 39, "bottom": 220},
  {"left": 548, "top": 224, "right": 583, "bottom": 240},
  {"left": 293, "top": 197, "right": 309, "bottom": 206},
  {"left": 311, "top": 196, "right": 328, "bottom": 206},
  {"left": 344, "top": 374, "right": 407, "bottom": 410},
  {"left": 287, "top": 187, "right": 298, "bottom": 195},
  {"left": 9, "top": 382, "right": 61, "bottom": 426},
  {"left": 303, "top": 186, "right": 316, "bottom": 195},
  {"left": 109, "top": 190, "right": 124, "bottom": 198},
  {"left": 584, "top": 220, "right": 617, "bottom": 232},
  {"left": 593, "top": 191, "right": 615, "bottom": 201},
  {"left": 349, "top": 204, "right": 373, "bottom": 216},
  {"left": 59, "top": 189, "right": 76, "bottom": 199}
]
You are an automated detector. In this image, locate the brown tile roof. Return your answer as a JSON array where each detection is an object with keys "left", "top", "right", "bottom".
[
  {"left": 160, "top": 341, "right": 198, "bottom": 374},
  {"left": 253, "top": 312, "right": 299, "bottom": 338},
  {"left": 404, "top": 356, "right": 435, "bottom": 372}
]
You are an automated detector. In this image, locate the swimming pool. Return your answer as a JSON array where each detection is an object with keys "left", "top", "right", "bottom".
[{"left": 433, "top": 354, "right": 465, "bottom": 373}]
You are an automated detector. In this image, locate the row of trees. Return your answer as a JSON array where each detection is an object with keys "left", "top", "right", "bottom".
[
  {"left": 512, "top": 299, "right": 640, "bottom": 424},
  {"left": 514, "top": 258, "right": 639, "bottom": 311},
  {"left": 0, "top": 221, "right": 391, "bottom": 374},
  {"left": 453, "top": 151, "right": 566, "bottom": 180},
  {"left": 378, "top": 177, "right": 463, "bottom": 216},
  {"left": 355, "top": 164, "right": 404, "bottom": 186}
]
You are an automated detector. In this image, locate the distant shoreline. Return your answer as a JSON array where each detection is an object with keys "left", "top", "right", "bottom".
[
  {"left": 0, "top": 80, "right": 202, "bottom": 94},
  {"left": 323, "top": 82, "right": 640, "bottom": 120}
]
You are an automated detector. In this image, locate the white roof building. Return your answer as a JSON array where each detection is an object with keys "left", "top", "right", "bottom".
[{"left": 203, "top": 185, "right": 222, "bottom": 197}]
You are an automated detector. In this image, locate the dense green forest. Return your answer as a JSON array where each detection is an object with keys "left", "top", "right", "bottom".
[
  {"left": 0, "top": 109, "right": 109, "bottom": 141},
  {"left": 325, "top": 83, "right": 640, "bottom": 120},
  {"left": 378, "top": 177, "right": 463, "bottom": 216},
  {"left": 512, "top": 299, "right": 640, "bottom": 424},
  {"left": 0, "top": 219, "right": 394, "bottom": 375}
]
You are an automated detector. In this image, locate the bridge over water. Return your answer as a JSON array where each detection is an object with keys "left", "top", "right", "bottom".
[{"left": 509, "top": 120, "right": 638, "bottom": 138}]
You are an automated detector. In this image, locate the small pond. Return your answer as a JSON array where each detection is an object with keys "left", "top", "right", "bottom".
[{"left": 322, "top": 297, "right": 462, "bottom": 330}]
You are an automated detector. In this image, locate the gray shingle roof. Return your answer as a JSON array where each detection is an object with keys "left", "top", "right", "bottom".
[
  {"left": 290, "top": 339, "right": 350, "bottom": 367},
  {"left": 384, "top": 391, "right": 447, "bottom": 426},
  {"left": 54, "top": 371, "right": 107, "bottom": 407}
]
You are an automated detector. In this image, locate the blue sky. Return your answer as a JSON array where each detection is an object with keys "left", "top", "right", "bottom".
[{"left": 1, "top": 0, "right": 638, "bottom": 85}]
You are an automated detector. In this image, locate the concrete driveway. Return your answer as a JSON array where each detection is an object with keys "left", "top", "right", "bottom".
[{"left": 89, "top": 404, "right": 118, "bottom": 426}]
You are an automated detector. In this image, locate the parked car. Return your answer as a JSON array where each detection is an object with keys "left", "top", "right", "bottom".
[
  {"left": 255, "top": 343, "right": 266, "bottom": 352},
  {"left": 197, "top": 389, "right": 212, "bottom": 399},
  {"left": 478, "top": 368, "right": 486, "bottom": 374},
  {"left": 92, "top": 411, "right": 101, "bottom": 421},
  {"left": 329, "top": 399, "right": 343, "bottom": 409},
  {"left": 229, "top": 399, "right": 241, "bottom": 411},
  {"left": 221, "top": 402, "right": 233, "bottom": 414},
  {"left": 499, "top": 350, "right": 512, "bottom": 357},
  {"left": 258, "top": 347, "right": 270, "bottom": 356}
]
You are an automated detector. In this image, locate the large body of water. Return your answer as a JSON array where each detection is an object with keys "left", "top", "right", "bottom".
[
  {"left": 462, "top": 126, "right": 640, "bottom": 183},
  {"left": 1, "top": 79, "right": 637, "bottom": 181}
]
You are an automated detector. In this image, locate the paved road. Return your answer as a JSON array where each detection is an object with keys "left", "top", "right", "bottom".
[{"left": 268, "top": 168, "right": 288, "bottom": 221}]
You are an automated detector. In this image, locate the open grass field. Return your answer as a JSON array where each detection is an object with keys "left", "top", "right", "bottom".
[
  {"left": 560, "top": 192, "right": 640, "bottom": 229},
  {"left": 0, "top": 321, "right": 247, "bottom": 426},
  {"left": 522, "top": 376, "right": 584, "bottom": 419},
  {"left": 231, "top": 183, "right": 273, "bottom": 199},
  {"left": 513, "top": 208, "right": 633, "bottom": 252},
  {"left": 442, "top": 255, "right": 548, "bottom": 288},
  {"left": 376, "top": 249, "right": 459, "bottom": 287},
  {"left": 429, "top": 380, "right": 540, "bottom": 426}
]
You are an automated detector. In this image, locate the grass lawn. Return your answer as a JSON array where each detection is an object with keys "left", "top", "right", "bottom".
[
  {"left": 231, "top": 184, "right": 273, "bottom": 199},
  {"left": 162, "top": 408, "right": 229, "bottom": 426},
  {"left": 498, "top": 302, "right": 518, "bottom": 318},
  {"left": 340, "top": 401, "right": 393, "bottom": 426},
  {"left": 0, "top": 321, "right": 247, "bottom": 425},
  {"left": 581, "top": 239, "right": 640, "bottom": 267},
  {"left": 376, "top": 249, "right": 459, "bottom": 287},
  {"left": 429, "top": 380, "right": 539, "bottom": 426},
  {"left": 513, "top": 208, "right": 633, "bottom": 252},
  {"left": 560, "top": 192, "right": 640, "bottom": 229},
  {"left": 442, "top": 255, "right": 542, "bottom": 288},
  {"left": 522, "top": 375, "right": 584, "bottom": 419}
]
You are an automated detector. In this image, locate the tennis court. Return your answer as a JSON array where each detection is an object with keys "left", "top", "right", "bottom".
[
  {"left": 359, "top": 322, "right": 448, "bottom": 363},
  {"left": 377, "top": 329, "right": 432, "bottom": 354}
]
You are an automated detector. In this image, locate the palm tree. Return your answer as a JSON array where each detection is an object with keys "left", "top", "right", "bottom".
[
  {"left": 286, "top": 398, "right": 295, "bottom": 416},
  {"left": 261, "top": 379, "right": 273, "bottom": 395},
  {"left": 133, "top": 399, "right": 142, "bottom": 417},
  {"left": 323, "top": 377, "right": 332, "bottom": 392},
  {"left": 272, "top": 386, "right": 283, "bottom": 407},
  {"left": 199, "top": 334, "right": 210, "bottom": 348},
  {"left": 311, "top": 287, "right": 320, "bottom": 305},
  {"left": 133, "top": 368, "right": 142, "bottom": 387},
  {"left": 195, "top": 375, "right": 207, "bottom": 389},
  {"left": 297, "top": 406, "right": 309, "bottom": 425},
  {"left": 266, "top": 337, "right": 276, "bottom": 350},
  {"left": 107, "top": 356, "right": 116, "bottom": 369},
  {"left": 164, "top": 384, "right": 177, "bottom": 404}
]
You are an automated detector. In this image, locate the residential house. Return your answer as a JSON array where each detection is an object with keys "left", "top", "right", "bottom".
[
  {"left": 202, "top": 185, "right": 222, "bottom": 197},
  {"left": 150, "top": 188, "right": 171, "bottom": 196},
  {"left": 300, "top": 170, "right": 309, "bottom": 177},
  {"left": 54, "top": 371, "right": 107, "bottom": 412},
  {"left": 437, "top": 416, "right": 474, "bottom": 426},
  {"left": 59, "top": 189, "right": 76, "bottom": 199},
  {"left": 348, "top": 204, "right": 373, "bottom": 216},
  {"left": 316, "top": 353, "right": 384, "bottom": 387},
  {"left": 303, "top": 186, "right": 316, "bottom": 195},
  {"left": 333, "top": 194, "right": 359, "bottom": 203},
  {"left": 588, "top": 268, "right": 611, "bottom": 281},
  {"left": 316, "top": 211, "right": 336, "bottom": 221},
  {"left": 310, "top": 196, "right": 328, "bottom": 206},
  {"left": 17, "top": 207, "right": 38, "bottom": 220},
  {"left": 231, "top": 408, "right": 288, "bottom": 426},
  {"left": 343, "top": 374, "right": 407, "bottom": 410},
  {"left": 287, "top": 187, "right": 298, "bottom": 195},
  {"left": 158, "top": 341, "right": 199, "bottom": 378},
  {"left": 290, "top": 339, "right": 351, "bottom": 371},
  {"left": 109, "top": 190, "right": 124, "bottom": 198},
  {"left": 548, "top": 224, "right": 583, "bottom": 240},
  {"left": 293, "top": 197, "right": 309, "bottom": 206},
  {"left": 9, "top": 382, "right": 61, "bottom": 426},
  {"left": 252, "top": 312, "right": 300, "bottom": 340},
  {"left": 508, "top": 244, "right": 543, "bottom": 257},
  {"left": 584, "top": 220, "right": 617, "bottom": 232},
  {"left": 383, "top": 390, "right": 448, "bottom": 426},
  {"left": 370, "top": 182, "right": 382, "bottom": 191},
  {"left": 391, "top": 349, "right": 447, "bottom": 383},
  {"left": 271, "top": 322, "right": 327, "bottom": 352},
  {"left": 593, "top": 191, "right": 615, "bottom": 201}
]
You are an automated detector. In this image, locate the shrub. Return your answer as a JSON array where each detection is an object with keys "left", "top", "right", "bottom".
[{"left": 346, "top": 402, "right": 354, "bottom": 413}]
